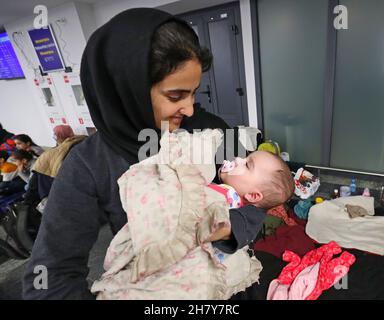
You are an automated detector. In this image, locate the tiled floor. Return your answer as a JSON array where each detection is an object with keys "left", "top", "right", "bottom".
[{"left": 0, "top": 224, "right": 113, "bottom": 300}]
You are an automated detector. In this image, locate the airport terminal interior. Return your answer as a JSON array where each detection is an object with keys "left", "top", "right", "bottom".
[{"left": 0, "top": 0, "right": 383, "bottom": 300}]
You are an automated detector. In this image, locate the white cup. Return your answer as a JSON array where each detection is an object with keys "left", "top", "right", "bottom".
[{"left": 340, "top": 186, "right": 351, "bottom": 197}]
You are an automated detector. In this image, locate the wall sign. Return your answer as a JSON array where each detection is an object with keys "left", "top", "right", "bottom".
[{"left": 28, "top": 25, "right": 65, "bottom": 73}]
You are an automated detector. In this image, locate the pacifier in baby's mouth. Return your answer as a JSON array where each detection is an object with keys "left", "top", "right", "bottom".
[{"left": 220, "top": 160, "right": 235, "bottom": 173}]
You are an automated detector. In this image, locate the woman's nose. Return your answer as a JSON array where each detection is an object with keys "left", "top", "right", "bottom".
[{"left": 180, "top": 97, "right": 194, "bottom": 117}]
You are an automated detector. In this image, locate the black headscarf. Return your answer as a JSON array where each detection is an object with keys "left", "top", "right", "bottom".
[
  {"left": 80, "top": 8, "right": 171, "bottom": 162},
  {"left": 81, "top": 8, "right": 230, "bottom": 163}
]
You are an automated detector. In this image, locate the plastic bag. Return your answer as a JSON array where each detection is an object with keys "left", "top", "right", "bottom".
[{"left": 294, "top": 168, "right": 320, "bottom": 199}]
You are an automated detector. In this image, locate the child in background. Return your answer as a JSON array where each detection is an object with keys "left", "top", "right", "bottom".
[
  {"left": 11, "top": 149, "right": 37, "bottom": 184},
  {"left": 0, "top": 150, "right": 35, "bottom": 196}
]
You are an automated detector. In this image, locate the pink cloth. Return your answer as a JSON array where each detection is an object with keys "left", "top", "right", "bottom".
[
  {"left": 267, "top": 263, "right": 320, "bottom": 300},
  {"left": 290, "top": 263, "right": 320, "bottom": 299},
  {"left": 267, "top": 280, "right": 289, "bottom": 300},
  {"left": 267, "top": 241, "right": 356, "bottom": 300}
]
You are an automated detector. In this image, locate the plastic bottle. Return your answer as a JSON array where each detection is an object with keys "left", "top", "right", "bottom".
[
  {"left": 350, "top": 178, "right": 357, "bottom": 194},
  {"left": 362, "top": 187, "right": 370, "bottom": 197}
]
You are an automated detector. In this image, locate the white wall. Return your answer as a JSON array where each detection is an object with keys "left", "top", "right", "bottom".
[
  {"left": 0, "top": 78, "right": 52, "bottom": 146},
  {"left": 156, "top": 0, "right": 235, "bottom": 15},
  {"left": 239, "top": 0, "right": 257, "bottom": 127},
  {"left": 74, "top": 2, "right": 97, "bottom": 40},
  {"left": 93, "top": 0, "right": 179, "bottom": 26}
]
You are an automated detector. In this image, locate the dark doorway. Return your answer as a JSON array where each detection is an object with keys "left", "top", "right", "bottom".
[{"left": 178, "top": 2, "right": 249, "bottom": 128}]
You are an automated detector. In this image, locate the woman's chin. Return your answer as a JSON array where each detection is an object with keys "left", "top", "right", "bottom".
[{"left": 169, "top": 125, "right": 180, "bottom": 132}]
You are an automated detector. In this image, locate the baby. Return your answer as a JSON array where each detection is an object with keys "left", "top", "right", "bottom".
[
  {"left": 92, "top": 130, "right": 294, "bottom": 299},
  {"left": 214, "top": 150, "right": 294, "bottom": 210},
  {"left": 207, "top": 150, "right": 295, "bottom": 259}
]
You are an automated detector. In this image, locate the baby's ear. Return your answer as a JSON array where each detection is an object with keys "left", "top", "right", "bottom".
[{"left": 244, "top": 190, "right": 264, "bottom": 204}]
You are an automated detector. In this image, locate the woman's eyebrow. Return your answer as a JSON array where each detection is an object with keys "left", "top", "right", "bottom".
[
  {"left": 164, "top": 89, "right": 191, "bottom": 94},
  {"left": 164, "top": 85, "right": 200, "bottom": 94}
]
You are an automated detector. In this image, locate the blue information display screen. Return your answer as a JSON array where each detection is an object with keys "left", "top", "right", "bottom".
[
  {"left": 28, "top": 26, "right": 65, "bottom": 73},
  {"left": 0, "top": 32, "right": 25, "bottom": 80}
]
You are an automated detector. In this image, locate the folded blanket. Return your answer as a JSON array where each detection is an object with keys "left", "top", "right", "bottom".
[{"left": 306, "top": 196, "right": 384, "bottom": 255}]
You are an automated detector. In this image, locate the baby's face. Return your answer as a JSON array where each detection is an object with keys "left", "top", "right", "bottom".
[{"left": 219, "top": 151, "right": 279, "bottom": 197}]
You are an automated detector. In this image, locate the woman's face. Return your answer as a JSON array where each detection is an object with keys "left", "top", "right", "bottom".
[
  {"left": 150, "top": 58, "right": 202, "bottom": 132},
  {"left": 15, "top": 139, "right": 30, "bottom": 150}
]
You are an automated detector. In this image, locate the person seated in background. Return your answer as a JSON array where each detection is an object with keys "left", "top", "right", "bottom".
[
  {"left": 23, "top": 125, "right": 86, "bottom": 208},
  {"left": 0, "top": 123, "right": 14, "bottom": 145},
  {"left": 0, "top": 123, "right": 16, "bottom": 156},
  {"left": 0, "top": 149, "right": 35, "bottom": 196},
  {"left": 14, "top": 134, "right": 45, "bottom": 157},
  {"left": 12, "top": 149, "right": 37, "bottom": 185},
  {"left": 52, "top": 125, "right": 75, "bottom": 146},
  {"left": 0, "top": 150, "right": 18, "bottom": 182}
]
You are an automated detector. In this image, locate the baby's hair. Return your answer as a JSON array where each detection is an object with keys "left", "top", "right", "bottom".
[{"left": 258, "top": 154, "right": 295, "bottom": 209}]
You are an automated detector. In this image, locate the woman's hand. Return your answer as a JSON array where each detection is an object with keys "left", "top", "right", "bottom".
[{"left": 206, "top": 223, "right": 231, "bottom": 242}]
